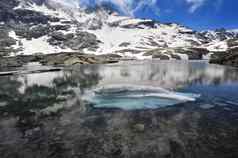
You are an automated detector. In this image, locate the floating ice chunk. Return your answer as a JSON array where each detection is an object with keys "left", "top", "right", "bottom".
[
  {"left": 126, "top": 92, "right": 200, "bottom": 102},
  {"left": 85, "top": 84, "right": 200, "bottom": 110}
]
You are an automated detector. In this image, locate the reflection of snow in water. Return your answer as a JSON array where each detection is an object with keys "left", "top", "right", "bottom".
[
  {"left": 17, "top": 71, "right": 64, "bottom": 93},
  {"left": 11, "top": 60, "right": 237, "bottom": 110},
  {"left": 97, "top": 61, "right": 227, "bottom": 89},
  {"left": 83, "top": 84, "right": 200, "bottom": 110}
]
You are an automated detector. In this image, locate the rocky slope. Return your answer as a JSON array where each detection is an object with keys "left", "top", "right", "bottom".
[
  {"left": 210, "top": 39, "right": 238, "bottom": 67},
  {"left": 0, "top": 0, "right": 238, "bottom": 66}
]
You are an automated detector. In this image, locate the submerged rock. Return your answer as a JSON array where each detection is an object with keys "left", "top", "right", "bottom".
[{"left": 133, "top": 124, "right": 145, "bottom": 132}]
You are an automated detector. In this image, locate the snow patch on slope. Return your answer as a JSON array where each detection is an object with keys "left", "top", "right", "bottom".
[
  {"left": 9, "top": 0, "right": 237, "bottom": 59},
  {"left": 20, "top": 36, "right": 67, "bottom": 55},
  {"left": 206, "top": 41, "right": 228, "bottom": 52},
  {"left": 84, "top": 21, "right": 201, "bottom": 56},
  {"left": 9, "top": 30, "right": 72, "bottom": 55}
]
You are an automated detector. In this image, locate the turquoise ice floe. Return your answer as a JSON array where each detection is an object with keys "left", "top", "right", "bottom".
[{"left": 85, "top": 85, "right": 201, "bottom": 110}]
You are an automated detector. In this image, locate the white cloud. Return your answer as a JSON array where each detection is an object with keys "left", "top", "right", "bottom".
[
  {"left": 214, "top": 0, "right": 223, "bottom": 11},
  {"left": 78, "top": 0, "right": 159, "bottom": 16},
  {"left": 131, "top": 0, "right": 159, "bottom": 16},
  {"left": 185, "top": 0, "right": 207, "bottom": 13}
]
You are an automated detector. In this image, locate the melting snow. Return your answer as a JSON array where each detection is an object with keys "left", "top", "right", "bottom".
[
  {"left": 8, "top": 30, "right": 72, "bottom": 55},
  {"left": 9, "top": 1, "right": 237, "bottom": 59},
  {"left": 206, "top": 41, "right": 228, "bottom": 52}
]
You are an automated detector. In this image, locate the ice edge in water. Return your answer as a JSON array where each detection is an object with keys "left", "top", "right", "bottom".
[{"left": 83, "top": 84, "right": 201, "bottom": 110}]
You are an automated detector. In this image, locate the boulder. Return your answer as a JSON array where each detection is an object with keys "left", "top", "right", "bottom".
[
  {"left": 119, "top": 42, "right": 131, "bottom": 47},
  {"left": 152, "top": 54, "right": 170, "bottom": 60},
  {"left": 50, "top": 25, "right": 71, "bottom": 31},
  {"left": 171, "top": 54, "right": 181, "bottom": 60}
]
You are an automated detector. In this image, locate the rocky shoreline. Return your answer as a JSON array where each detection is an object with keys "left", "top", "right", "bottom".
[
  {"left": 0, "top": 52, "right": 122, "bottom": 69},
  {"left": 209, "top": 39, "right": 238, "bottom": 67},
  {"left": 1, "top": 49, "right": 238, "bottom": 70},
  {"left": 0, "top": 0, "right": 238, "bottom": 68}
]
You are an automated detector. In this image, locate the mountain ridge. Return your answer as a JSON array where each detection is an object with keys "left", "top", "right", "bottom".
[{"left": 0, "top": 0, "right": 238, "bottom": 61}]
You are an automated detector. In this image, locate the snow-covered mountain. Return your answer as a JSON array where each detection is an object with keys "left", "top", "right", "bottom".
[{"left": 1, "top": 0, "right": 238, "bottom": 60}]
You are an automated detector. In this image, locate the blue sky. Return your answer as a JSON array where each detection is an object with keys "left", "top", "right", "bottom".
[
  {"left": 79, "top": 0, "right": 238, "bottom": 30},
  {"left": 132, "top": 0, "right": 238, "bottom": 30}
]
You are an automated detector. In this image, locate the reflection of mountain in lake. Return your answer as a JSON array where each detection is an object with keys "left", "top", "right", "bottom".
[
  {"left": 0, "top": 61, "right": 238, "bottom": 114},
  {"left": 0, "top": 61, "right": 238, "bottom": 158},
  {"left": 96, "top": 61, "right": 238, "bottom": 89}
]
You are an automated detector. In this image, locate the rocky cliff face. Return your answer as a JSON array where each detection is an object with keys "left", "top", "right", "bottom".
[
  {"left": 0, "top": 0, "right": 237, "bottom": 62},
  {"left": 210, "top": 39, "right": 238, "bottom": 67}
]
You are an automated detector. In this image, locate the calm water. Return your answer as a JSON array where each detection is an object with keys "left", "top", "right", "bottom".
[{"left": 0, "top": 60, "right": 238, "bottom": 158}]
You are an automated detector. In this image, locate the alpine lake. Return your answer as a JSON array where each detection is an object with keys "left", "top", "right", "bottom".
[{"left": 0, "top": 60, "right": 238, "bottom": 158}]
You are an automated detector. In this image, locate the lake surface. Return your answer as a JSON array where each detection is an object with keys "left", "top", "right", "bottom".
[{"left": 0, "top": 60, "right": 238, "bottom": 158}]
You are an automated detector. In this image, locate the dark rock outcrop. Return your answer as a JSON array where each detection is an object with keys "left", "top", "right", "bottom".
[
  {"left": 174, "top": 47, "right": 209, "bottom": 60},
  {"left": 11, "top": 23, "right": 72, "bottom": 40},
  {"left": 0, "top": 52, "right": 121, "bottom": 68},
  {"left": 152, "top": 54, "right": 170, "bottom": 60},
  {"left": 210, "top": 38, "right": 238, "bottom": 67},
  {"left": 0, "top": 36, "right": 16, "bottom": 48},
  {"left": 51, "top": 24, "right": 71, "bottom": 31},
  {"left": 40, "top": 52, "right": 120, "bottom": 66},
  {"left": 13, "top": 24, "right": 50, "bottom": 39},
  {"left": 227, "top": 39, "right": 238, "bottom": 48},
  {"left": 65, "top": 32, "right": 100, "bottom": 50},
  {"left": 171, "top": 54, "right": 181, "bottom": 60},
  {"left": 0, "top": 0, "right": 59, "bottom": 24},
  {"left": 210, "top": 46, "right": 238, "bottom": 67},
  {"left": 0, "top": 25, "right": 16, "bottom": 56},
  {"left": 119, "top": 42, "right": 131, "bottom": 47},
  {"left": 143, "top": 47, "right": 209, "bottom": 60},
  {"left": 0, "top": 0, "right": 19, "bottom": 22},
  {"left": 48, "top": 32, "right": 74, "bottom": 46},
  {"left": 47, "top": 31, "right": 100, "bottom": 50},
  {"left": 14, "top": 9, "right": 51, "bottom": 24},
  {"left": 0, "top": 56, "right": 24, "bottom": 67}
]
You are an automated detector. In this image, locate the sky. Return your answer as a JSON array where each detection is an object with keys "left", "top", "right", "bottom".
[{"left": 77, "top": 0, "right": 238, "bottom": 30}]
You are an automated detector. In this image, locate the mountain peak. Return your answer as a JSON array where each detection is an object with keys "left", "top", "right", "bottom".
[{"left": 1, "top": 0, "right": 238, "bottom": 60}]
